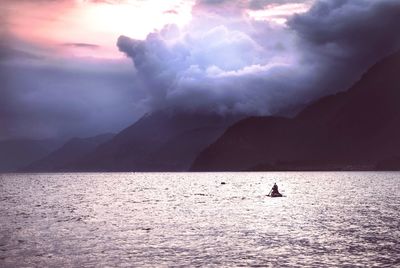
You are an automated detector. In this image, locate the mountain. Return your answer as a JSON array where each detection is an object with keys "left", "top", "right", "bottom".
[
  {"left": 0, "top": 139, "right": 62, "bottom": 173},
  {"left": 191, "top": 50, "right": 400, "bottom": 171},
  {"left": 71, "top": 109, "right": 241, "bottom": 171},
  {"left": 24, "top": 133, "right": 115, "bottom": 172}
]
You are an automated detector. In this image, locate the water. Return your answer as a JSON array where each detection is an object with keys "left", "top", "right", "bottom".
[{"left": 1, "top": 172, "right": 399, "bottom": 267}]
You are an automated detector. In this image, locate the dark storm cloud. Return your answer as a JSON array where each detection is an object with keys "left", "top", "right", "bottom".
[
  {"left": 287, "top": 0, "right": 400, "bottom": 97},
  {"left": 117, "top": 0, "right": 400, "bottom": 116},
  {"left": 289, "top": 0, "right": 400, "bottom": 57}
]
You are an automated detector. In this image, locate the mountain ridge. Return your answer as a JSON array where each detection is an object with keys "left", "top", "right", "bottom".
[
  {"left": 24, "top": 133, "right": 115, "bottom": 172},
  {"left": 191, "top": 50, "right": 400, "bottom": 171},
  {"left": 69, "top": 109, "right": 242, "bottom": 171},
  {"left": 0, "top": 139, "right": 62, "bottom": 173}
]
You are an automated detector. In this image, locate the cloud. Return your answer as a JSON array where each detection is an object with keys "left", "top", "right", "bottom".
[
  {"left": 117, "top": 22, "right": 293, "bottom": 114},
  {"left": 117, "top": 0, "right": 400, "bottom": 117},
  {"left": 61, "top": 42, "right": 101, "bottom": 49},
  {"left": 2, "top": 0, "right": 400, "bottom": 140},
  {"left": 287, "top": 0, "right": 400, "bottom": 95},
  {"left": 195, "top": 0, "right": 312, "bottom": 11},
  {"left": 289, "top": 0, "right": 400, "bottom": 57}
]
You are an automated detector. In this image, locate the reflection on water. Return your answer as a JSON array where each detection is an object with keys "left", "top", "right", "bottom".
[{"left": 1, "top": 172, "right": 399, "bottom": 267}]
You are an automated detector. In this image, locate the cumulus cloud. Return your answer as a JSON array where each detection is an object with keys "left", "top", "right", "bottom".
[
  {"left": 117, "top": 0, "right": 400, "bottom": 116},
  {"left": 117, "top": 22, "right": 294, "bottom": 114}
]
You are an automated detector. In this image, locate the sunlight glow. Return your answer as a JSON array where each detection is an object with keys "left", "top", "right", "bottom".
[
  {"left": 80, "top": 0, "right": 194, "bottom": 39},
  {"left": 248, "top": 3, "right": 311, "bottom": 24},
  {"left": 8, "top": 0, "right": 194, "bottom": 59},
  {"left": 6, "top": 0, "right": 308, "bottom": 59}
]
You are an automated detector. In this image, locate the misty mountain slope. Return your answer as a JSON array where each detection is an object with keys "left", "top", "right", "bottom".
[
  {"left": 73, "top": 109, "right": 241, "bottom": 171},
  {"left": 191, "top": 50, "right": 400, "bottom": 171},
  {"left": 144, "top": 126, "right": 228, "bottom": 171},
  {"left": 24, "top": 134, "right": 115, "bottom": 172},
  {"left": 0, "top": 139, "right": 62, "bottom": 173}
]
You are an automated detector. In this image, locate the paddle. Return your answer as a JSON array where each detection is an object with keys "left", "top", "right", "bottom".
[{"left": 267, "top": 188, "right": 272, "bottom": 196}]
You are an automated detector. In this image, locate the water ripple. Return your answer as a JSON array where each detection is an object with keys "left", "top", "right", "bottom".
[{"left": 0, "top": 172, "right": 399, "bottom": 267}]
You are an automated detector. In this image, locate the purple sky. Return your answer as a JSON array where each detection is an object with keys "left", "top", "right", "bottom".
[{"left": 1, "top": 0, "right": 400, "bottom": 140}]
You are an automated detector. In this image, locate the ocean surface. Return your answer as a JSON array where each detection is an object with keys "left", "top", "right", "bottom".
[{"left": 1, "top": 172, "right": 399, "bottom": 267}]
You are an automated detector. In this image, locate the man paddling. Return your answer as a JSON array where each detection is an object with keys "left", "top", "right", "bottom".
[{"left": 269, "top": 183, "right": 282, "bottom": 197}]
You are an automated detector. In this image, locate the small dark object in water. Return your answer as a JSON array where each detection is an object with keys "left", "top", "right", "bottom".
[
  {"left": 268, "top": 182, "right": 283, "bottom": 197},
  {"left": 267, "top": 192, "right": 283, "bottom": 197},
  {"left": 221, "top": 182, "right": 226, "bottom": 185}
]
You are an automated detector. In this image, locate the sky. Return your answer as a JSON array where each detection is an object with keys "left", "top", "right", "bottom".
[{"left": 1, "top": 0, "right": 400, "bottom": 140}]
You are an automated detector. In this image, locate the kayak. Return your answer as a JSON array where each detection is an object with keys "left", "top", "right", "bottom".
[{"left": 267, "top": 192, "right": 283, "bottom": 197}]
